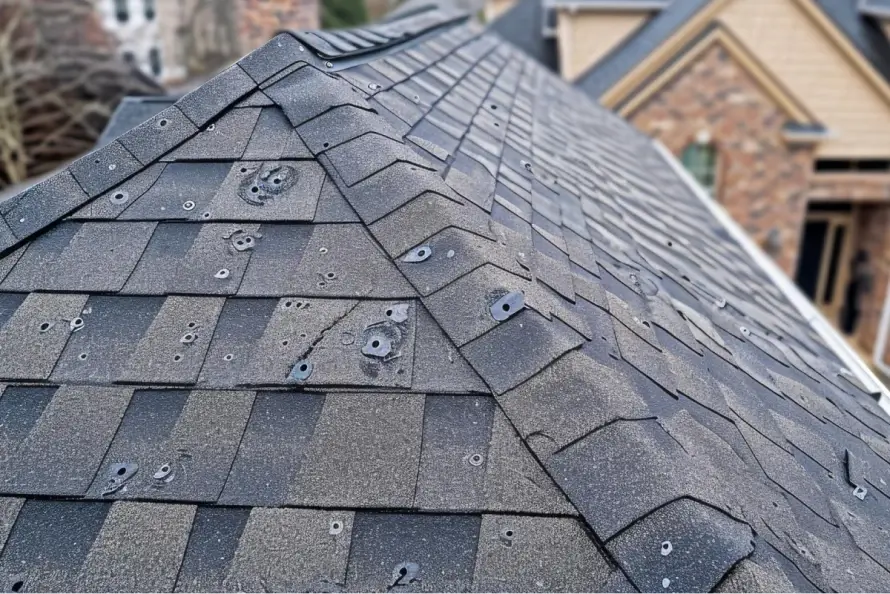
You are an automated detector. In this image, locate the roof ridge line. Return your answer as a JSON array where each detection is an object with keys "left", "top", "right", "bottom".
[
  {"left": 288, "top": 60, "right": 603, "bottom": 394},
  {"left": 286, "top": 8, "right": 470, "bottom": 62},
  {"left": 0, "top": 15, "right": 495, "bottom": 260},
  {"left": 0, "top": 29, "right": 308, "bottom": 257},
  {"left": 239, "top": 47, "right": 584, "bottom": 376},
  {"left": 252, "top": 53, "right": 763, "bottom": 579},
  {"left": 252, "top": 58, "right": 507, "bottom": 396}
]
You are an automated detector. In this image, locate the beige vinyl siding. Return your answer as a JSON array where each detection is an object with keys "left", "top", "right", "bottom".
[
  {"left": 557, "top": 10, "right": 648, "bottom": 81},
  {"left": 720, "top": 0, "right": 890, "bottom": 157}
]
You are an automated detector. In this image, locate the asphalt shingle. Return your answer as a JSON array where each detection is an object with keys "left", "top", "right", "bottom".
[
  {"left": 0, "top": 11, "right": 885, "bottom": 592},
  {"left": 0, "top": 386, "right": 132, "bottom": 496},
  {"left": 224, "top": 508, "right": 353, "bottom": 591},
  {"left": 290, "top": 392, "right": 424, "bottom": 508}
]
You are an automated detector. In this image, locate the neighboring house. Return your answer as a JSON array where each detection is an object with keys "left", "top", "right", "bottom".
[
  {"left": 1, "top": 9, "right": 890, "bottom": 593},
  {"left": 368, "top": 0, "right": 400, "bottom": 20},
  {"left": 94, "top": 0, "right": 320, "bottom": 84},
  {"left": 94, "top": 0, "right": 163, "bottom": 78},
  {"left": 0, "top": 0, "right": 161, "bottom": 190},
  {"left": 492, "top": 0, "right": 890, "bottom": 372}
]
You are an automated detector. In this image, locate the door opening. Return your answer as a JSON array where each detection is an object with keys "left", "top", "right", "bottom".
[{"left": 794, "top": 203, "right": 855, "bottom": 329}]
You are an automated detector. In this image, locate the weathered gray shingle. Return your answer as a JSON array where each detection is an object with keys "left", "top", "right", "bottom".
[
  {"left": 0, "top": 11, "right": 885, "bottom": 592},
  {"left": 291, "top": 392, "right": 424, "bottom": 508}
]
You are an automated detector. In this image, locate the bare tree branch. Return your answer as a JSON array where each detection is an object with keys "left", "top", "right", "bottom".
[
  {"left": 0, "top": 0, "right": 162, "bottom": 189},
  {"left": 177, "top": 0, "right": 240, "bottom": 78}
]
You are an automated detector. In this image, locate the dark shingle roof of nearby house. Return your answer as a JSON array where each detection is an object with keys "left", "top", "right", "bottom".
[
  {"left": 816, "top": 0, "right": 890, "bottom": 84},
  {"left": 489, "top": 0, "right": 559, "bottom": 71},
  {"left": 570, "top": 0, "right": 890, "bottom": 100},
  {"left": 0, "top": 8, "right": 889, "bottom": 592},
  {"left": 860, "top": 0, "right": 890, "bottom": 19},
  {"left": 549, "top": 0, "right": 669, "bottom": 8},
  {"left": 387, "top": 0, "right": 486, "bottom": 21}
]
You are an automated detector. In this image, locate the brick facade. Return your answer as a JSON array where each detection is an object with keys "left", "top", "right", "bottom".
[
  {"left": 626, "top": 42, "right": 890, "bottom": 361},
  {"left": 627, "top": 43, "right": 813, "bottom": 276},
  {"left": 237, "top": 0, "right": 320, "bottom": 54}
]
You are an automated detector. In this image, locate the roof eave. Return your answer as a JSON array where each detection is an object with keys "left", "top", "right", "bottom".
[{"left": 781, "top": 127, "right": 834, "bottom": 144}]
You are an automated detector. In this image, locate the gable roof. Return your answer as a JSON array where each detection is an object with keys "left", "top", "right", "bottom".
[
  {"left": 574, "top": 0, "right": 890, "bottom": 100},
  {"left": 815, "top": 0, "right": 890, "bottom": 83},
  {"left": 861, "top": 0, "right": 890, "bottom": 19},
  {"left": 0, "top": 8, "right": 889, "bottom": 592},
  {"left": 614, "top": 22, "right": 821, "bottom": 124}
]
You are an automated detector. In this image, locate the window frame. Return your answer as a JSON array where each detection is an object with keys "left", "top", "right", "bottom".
[{"left": 680, "top": 141, "right": 719, "bottom": 196}]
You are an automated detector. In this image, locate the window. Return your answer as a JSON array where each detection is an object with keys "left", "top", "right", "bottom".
[
  {"left": 114, "top": 0, "right": 129, "bottom": 23},
  {"left": 122, "top": 51, "right": 135, "bottom": 65},
  {"left": 148, "top": 47, "right": 162, "bottom": 77},
  {"left": 681, "top": 142, "right": 718, "bottom": 195},
  {"left": 144, "top": 0, "right": 155, "bottom": 21}
]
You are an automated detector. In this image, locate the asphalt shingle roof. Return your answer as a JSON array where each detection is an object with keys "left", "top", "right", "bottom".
[
  {"left": 490, "top": 0, "right": 559, "bottom": 71},
  {"left": 815, "top": 0, "right": 890, "bottom": 85},
  {"left": 861, "top": 0, "right": 890, "bottom": 18},
  {"left": 0, "top": 9, "right": 889, "bottom": 592},
  {"left": 96, "top": 97, "right": 178, "bottom": 148}
]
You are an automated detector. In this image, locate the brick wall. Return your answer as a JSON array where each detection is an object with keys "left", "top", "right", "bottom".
[
  {"left": 237, "top": 0, "right": 320, "bottom": 54},
  {"left": 627, "top": 43, "right": 813, "bottom": 276},
  {"left": 366, "top": 0, "right": 394, "bottom": 21}
]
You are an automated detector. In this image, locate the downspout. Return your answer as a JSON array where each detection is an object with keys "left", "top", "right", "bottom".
[{"left": 653, "top": 141, "right": 890, "bottom": 415}]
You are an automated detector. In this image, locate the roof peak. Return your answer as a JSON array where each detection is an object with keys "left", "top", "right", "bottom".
[
  {"left": 0, "top": 9, "right": 474, "bottom": 259},
  {"left": 288, "top": 7, "right": 468, "bottom": 60}
]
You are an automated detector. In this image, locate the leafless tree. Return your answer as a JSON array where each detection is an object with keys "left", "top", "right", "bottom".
[
  {"left": 0, "top": 0, "right": 161, "bottom": 189},
  {"left": 175, "top": 0, "right": 241, "bottom": 78}
]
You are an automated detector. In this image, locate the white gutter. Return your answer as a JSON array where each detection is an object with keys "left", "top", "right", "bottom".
[{"left": 653, "top": 140, "right": 890, "bottom": 415}]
